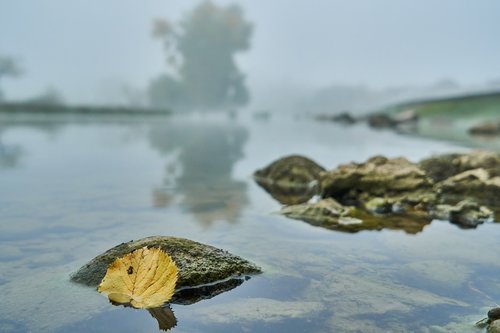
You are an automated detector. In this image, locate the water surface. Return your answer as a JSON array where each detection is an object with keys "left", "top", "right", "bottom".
[{"left": 0, "top": 113, "right": 499, "bottom": 333}]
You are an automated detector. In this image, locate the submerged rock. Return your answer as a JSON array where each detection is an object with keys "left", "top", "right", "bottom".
[
  {"left": 253, "top": 155, "right": 325, "bottom": 205},
  {"left": 71, "top": 236, "right": 261, "bottom": 304},
  {"left": 280, "top": 198, "right": 432, "bottom": 234},
  {"left": 431, "top": 200, "right": 493, "bottom": 228},
  {"left": 280, "top": 198, "right": 356, "bottom": 227}
]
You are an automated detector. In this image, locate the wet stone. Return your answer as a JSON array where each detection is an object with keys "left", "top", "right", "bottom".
[
  {"left": 489, "top": 308, "right": 500, "bottom": 323},
  {"left": 253, "top": 155, "right": 325, "bottom": 205},
  {"left": 489, "top": 320, "right": 500, "bottom": 333},
  {"left": 281, "top": 198, "right": 431, "bottom": 234},
  {"left": 431, "top": 200, "right": 493, "bottom": 228},
  {"left": 419, "top": 151, "right": 500, "bottom": 182},
  {"left": 280, "top": 198, "right": 353, "bottom": 227},
  {"left": 436, "top": 169, "right": 500, "bottom": 209},
  {"left": 71, "top": 236, "right": 261, "bottom": 304},
  {"left": 256, "top": 150, "right": 499, "bottom": 232},
  {"left": 320, "top": 155, "right": 433, "bottom": 207}
]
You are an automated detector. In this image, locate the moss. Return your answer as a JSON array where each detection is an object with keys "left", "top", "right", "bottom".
[
  {"left": 71, "top": 236, "right": 261, "bottom": 295},
  {"left": 437, "top": 169, "right": 500, "bottom": 208},
  {"left": 281, "top": 199, "right": 432, "bottom": 234},
  {"left": 253, "top": 155, "right": 325, "bottom": 204},
  {"left": 320, "top": 156, "right": 433, "bottom": 200},
  {"left": 420, "top": 151, "right": 500, "bottom": 182}
]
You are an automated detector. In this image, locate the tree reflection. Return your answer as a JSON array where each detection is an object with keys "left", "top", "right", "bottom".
[
  {"left": 149, "top": 120, "right": 248, "bottom": 226},
  {"left": 0, "top": 116, "right": 68, "bottom": 170},
  {"left": 0, "top": 132, "right": 22, "bottom": 169}
]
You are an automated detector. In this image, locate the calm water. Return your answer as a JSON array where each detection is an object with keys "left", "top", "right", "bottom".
[{"left": 0, "top": 113, "right": 499, "bottom": 333}]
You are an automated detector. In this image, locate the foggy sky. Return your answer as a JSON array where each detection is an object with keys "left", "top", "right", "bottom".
[{"left": 1, "top": 0, "right": 499, "bottom": 106}]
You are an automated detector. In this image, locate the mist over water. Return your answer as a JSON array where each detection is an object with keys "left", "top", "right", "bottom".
[
  {"left": 0, "top": 0, "right": 499, "bottom": 112},
  {"left": 1, "top": 2, "right": 500, "bottom": 333}
]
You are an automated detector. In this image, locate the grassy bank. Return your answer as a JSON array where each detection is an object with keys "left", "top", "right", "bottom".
[
  {"left": 0, "top": 102, "right": 171, "bottom": 116},
  {"left": 382, "top": 91, "right": 500, "bottom": 120},
  {"left": 378, "top": 91, "right": 500, "bottom": 150}
]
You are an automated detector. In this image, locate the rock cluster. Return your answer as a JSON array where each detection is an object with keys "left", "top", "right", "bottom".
[
  {"left": 314, "top": 110, "right": 418, "bottom": 130},
  {"left": 255, "top": 151, "right": 500, "bottom": 233},
  {"left": 366, "top": 110, "right": 418, "bottom": 129}
]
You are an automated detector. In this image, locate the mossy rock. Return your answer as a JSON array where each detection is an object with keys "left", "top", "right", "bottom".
[
  {"left": 320, "top": 155, "right": 433, "bottom": 204},
  {"left": 436, "top": 169, "right": 500, "bottom": 210},
  {"left": 256, "top": 151, "right": 500, "bottom": 231},
  {"left": 280, "top": 198, "right": 432, "bottom": 234},
  {"left": 419, "top": 150, "right": 500, "bottom": 182},
  {"left": 431, "top": 199, "right": 493, "bottom": 228},
  {"left": 253, "top": 155, "right": 325, "bottom": 205},
  {"left": 71, "top": 236, "right": 261, "bottom": 304}
]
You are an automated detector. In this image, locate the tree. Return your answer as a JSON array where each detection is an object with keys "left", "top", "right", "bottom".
[
  {"left": 149, "top": 1, "right": 253, "bottom": 111},
  {"left": 0, "top": 56, "right": 22, "bottom": 101},
  {"left": 25, "top": 87, "right": 64, "bottom": 106}
]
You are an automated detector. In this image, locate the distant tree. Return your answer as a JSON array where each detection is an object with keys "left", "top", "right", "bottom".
[
  {"left": 0, "top": 56, "right": 21, "bottom": 78},
  {"left": 0, "top": 56, "right": 22, "bottom": 101},
  {"left": 25, "top": 87, "right": 64, "bottom": 106},
  {"left": 148, "top": 74, "right": 186, "bottom": 109},
  {"left": 149, "top": 1, "right": 253, "bottom": 111}
]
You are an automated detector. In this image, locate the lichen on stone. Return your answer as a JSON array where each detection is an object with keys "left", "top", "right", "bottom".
[
  {"left": 71, "top": 236, "right": 261, "bottom": 304},
  {"left": 253, "top": 155, "right": 325, "bottom": 205}
]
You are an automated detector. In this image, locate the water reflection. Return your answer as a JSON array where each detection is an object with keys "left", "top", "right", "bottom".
[
  {"left": 0, "top": 132, "right": 22, "bottom": 168},
  {"left": 64, "top": 276, "right": 248, "bottom": 332},
  {"left": 2, "top": 113, "right": 500, "bottom": 332},
  {"left": 147, "top": 307, "right": 177, "bottom": 331},
  {"left": 108, "top": 304, "right": 177, "bottom": 332},
  {"left": 285, "top": 207, "right": 433, "bottom": 234},
  {"left": 149, "top": 120, "right": 248, "bottom": 226}
]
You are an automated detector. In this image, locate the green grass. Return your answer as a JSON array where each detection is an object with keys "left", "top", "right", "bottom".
[
  {"left": 383, "top": 91, "right": 500, "bottom": 120},
  {"left": 379, "top": 91, "right": 500, "bottom": 151},
  {"left": 0, "top": 102, "right": 171, "bottom": 115}
]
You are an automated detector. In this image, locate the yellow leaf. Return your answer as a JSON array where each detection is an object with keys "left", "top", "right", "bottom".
[{"left": 98, "top": 247, "right": 178, "bottom": 309}]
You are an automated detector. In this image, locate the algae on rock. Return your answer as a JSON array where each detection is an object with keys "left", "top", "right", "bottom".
[
  {"left": 436, "top": 169, "right": 500, "bottom": 209},
  {"left": 419, "top": 150, "right": 500, "bottom": 182},
  {"left": 71, "top": 236, "right": 261, "bottom": 304},
  {"left": 253, "top": 155, "right": 325, "bottom": 205},
  {"left": 320, "top": 156, "right": 433, "bottom": 198},
  {"left": 255, "top": 150, "right": 500, "bottom": 231},
  {"left": 281, "top": 198, "right": 432, "bottom": 234}
]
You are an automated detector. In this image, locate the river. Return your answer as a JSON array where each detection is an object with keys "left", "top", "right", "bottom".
[{"left": 0, "top": 113, "right": 498, "bottom": 332}]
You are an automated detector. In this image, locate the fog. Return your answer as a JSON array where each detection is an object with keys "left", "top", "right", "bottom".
[{"left": 1, "top": 0, "right": 500, "bottom": 113}]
